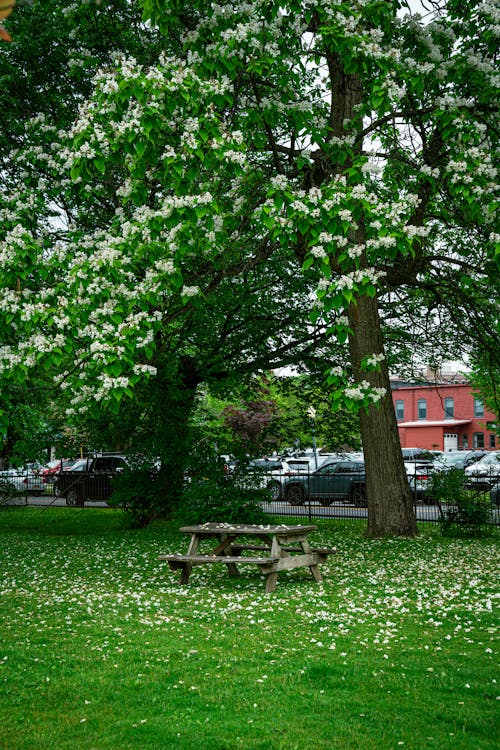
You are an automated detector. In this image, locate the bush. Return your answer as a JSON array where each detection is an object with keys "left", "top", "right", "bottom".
[
  {"left": 109, "top": 459, "right": 165, "bottom": 528},
  {"left": 176, "top": 455, "right": 271, "bottom": 526},
  {"left": 432, "top": 468, "right": 492, "bottom": 536},
  {"left": 0, "top": 478, "right": 17, "bottom": 506}
]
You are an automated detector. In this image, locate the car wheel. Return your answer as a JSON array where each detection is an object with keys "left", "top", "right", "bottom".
[
  {"left": 65, "top": 489, "right": 83, "bottom": 507},
  {"left": 286, "top": 484, "right": 306, "bottom": 506},
  {"left": 266, "top": 481, "right": 282, "bottom": 501},
  {"left": 350, "top": 484, "right": 367, "bottom": 507}
]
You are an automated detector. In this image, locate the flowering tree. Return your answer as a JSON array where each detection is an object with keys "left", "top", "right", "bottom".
[
  {"left": 0, "top": 0, "right": 498, "bottom": 534},
  {"left": 0, "top": 0, "right": 167, "bottom": 461},
  {"left": 0, "top": 0, "right": 338, "bottom": 488}
]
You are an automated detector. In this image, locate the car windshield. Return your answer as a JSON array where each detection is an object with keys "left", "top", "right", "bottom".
[
  {"left": 404, "top": 451, "right": 434, "bottom": 461},
  {"left": 67, "top": 460, "right": 87, "bottom": 471},
  {"left": 438, "top": 453, "right": 466, "bottom": 466},
  {"left": 286, "top": 461, "right": 312, "bottom": 472},
  {"left": 249, "top": 461, "right": 283, "bottom": 473},
  {"left": 477, "top": 452, "right": 500, "bottom": 465},
  {"left": 46, "top": 459, "right": 62, "bottom": 469}
]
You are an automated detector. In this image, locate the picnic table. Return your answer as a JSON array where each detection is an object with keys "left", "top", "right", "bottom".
[{"left": 158, "top": 522, "right": 336, "bottom": 593}]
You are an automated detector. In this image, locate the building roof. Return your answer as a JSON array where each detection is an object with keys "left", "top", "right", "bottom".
[{"left": 397, "top": 420, "right": 472, "bottom": 427}]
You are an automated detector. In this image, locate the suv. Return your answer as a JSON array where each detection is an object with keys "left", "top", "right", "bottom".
[
  {"left": 282, "top": 459, "right": 366, "bottom": 506},
  {"left": 55, "top": 454, "right": 129, "bottom": 506},
  {"left": 434, "top": 450, "right": 488, "bottom": 472}
]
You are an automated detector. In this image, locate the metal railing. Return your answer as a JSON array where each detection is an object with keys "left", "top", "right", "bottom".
[
  {"left": 2, "top": 465, "right": 499, "bottom": 527},
  {"left": 251, "top": 466, "right": 500, "bottom": 526}
]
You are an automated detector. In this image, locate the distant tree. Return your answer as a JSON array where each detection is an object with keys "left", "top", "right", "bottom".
[
  {"left": 268, "top": 375, "right": 361, "bottom": 453},
  {"left": 223, "top": 396, "right": 280, "bottom": 456}
]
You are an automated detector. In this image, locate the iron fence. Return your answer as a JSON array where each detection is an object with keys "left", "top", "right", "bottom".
[
  {"left": 2, "top": 465, "right": 499, "bottom": 527},
  {"left": 249, "top": 465, "right": 500, "bottom": 526}
]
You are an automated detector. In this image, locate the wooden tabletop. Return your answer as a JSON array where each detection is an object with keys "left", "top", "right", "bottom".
[{"left": 179, "top": 523, "right": 318, "bottom": 535}]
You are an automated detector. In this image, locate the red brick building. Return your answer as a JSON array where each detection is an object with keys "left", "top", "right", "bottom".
[{"left": 391, "top": 382, "right": 497, "bottom": 452}]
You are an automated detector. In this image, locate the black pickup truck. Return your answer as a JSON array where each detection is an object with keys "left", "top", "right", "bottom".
[{"left": 54, "top": 454, "right": 129, "bottom": 506}]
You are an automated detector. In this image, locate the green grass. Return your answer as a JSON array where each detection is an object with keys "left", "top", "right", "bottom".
[{"left": 0, "top": 508, "right": 498, "bottom": 750}]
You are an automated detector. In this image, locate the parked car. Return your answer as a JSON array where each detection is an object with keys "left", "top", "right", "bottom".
[
  {"left": 41, "top": 458, "right": 76, "bottom": 483},
  {"left": 464, "top": 451, "right": 500, "bottom": 489},
  {"left": 405, "top": 463, "right": 435, "bottom": 501},
  {"left": 401, "top": 448, "right": 436, "bottom": 462},
  {"left": 246, "top": 454, "right": 339, "bottom": 501},
  {"left": 55, "top": 454, "right": 130, "bottom": 505},
  {"left": 401, "top": 450, "right": 437, "bottom": 502},
  {"left": 0, "top": 465, "right": 45, "bottom": 494},
  {"left": 434, "top": 450, "right": 488, "bottom": 472},
  {"left": 282, "top": 459, "right": 366, "bottom": 506},
  {"left": 245, "top": 458, "right": 290, "bottom": 500}
]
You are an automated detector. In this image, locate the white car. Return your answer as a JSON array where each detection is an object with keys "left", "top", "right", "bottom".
[
  {"left": 434, "top": 450, "right": 488, "bottom": 472},
  {"left": 402, "top": 451, "right": 436, "bottom": 502},
  {"left": 0, "top": 467, "right": 45, "bottom": 494},
  {"left": 464, "top": 451, "right": 500, "bottom": 489}
]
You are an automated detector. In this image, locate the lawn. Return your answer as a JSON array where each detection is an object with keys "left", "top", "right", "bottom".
[{"left": 0, "top": 508, "right": 498, "bottom": 750}]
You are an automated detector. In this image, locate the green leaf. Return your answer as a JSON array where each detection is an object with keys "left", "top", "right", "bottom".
[
  {"left": 108, "top": 362, "right": 123, "bottom": 377},
  {"left": 70, "top": 162, "right": 81, "bottom": 181},
  {"left": 94, "top": 157, "right": 106, "bottom": 174}
]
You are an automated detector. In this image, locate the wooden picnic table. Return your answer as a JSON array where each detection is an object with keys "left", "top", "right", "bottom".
[{"left": 158, "top": 522, "right": 336, "bottom": 593}]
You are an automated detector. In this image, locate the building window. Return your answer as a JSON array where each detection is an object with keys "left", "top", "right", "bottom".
[
  {"left": 473, "top": 433, "right": 485, "bottom": 449},
  {"left": 474, "top": 398, "right": 484, "bottom": 418},
  {"left": 444, "top": 397, "right": 454, "bottom": 419},
  {"left": 417, "top": 398, "right": 427, "bottom": 420},
  {"left": 490, "top": 434, "right": 496, "bottom": 449},
  {"left": 395, "top": 400, "right": 404, "bottom": 421},
  {"left": 462, "top": 435, "right": 468, "bottom": 449}
]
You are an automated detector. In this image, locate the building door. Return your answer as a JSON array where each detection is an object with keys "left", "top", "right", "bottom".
[{"left": 444, "top": 433, "right": 458, "bottom": 452}]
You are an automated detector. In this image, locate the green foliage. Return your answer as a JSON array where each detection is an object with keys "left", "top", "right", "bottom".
[
  {"left": 108, "top": 459, "right": 165, "bottom": 528},
  {"left": 268, "top": 375, "right": 361, "bottom": 452},
  {"left": 0, "top": 478, "right": 17, "bottom": 505},
  {"left": 432, "top": 469, "right": 492, "bottom": 537},
  {"left": 176, "top": 447, "right": 270, "bottom": 526},
  {"left": 177, "top": 476, "right": 270, "bottom": 526}
]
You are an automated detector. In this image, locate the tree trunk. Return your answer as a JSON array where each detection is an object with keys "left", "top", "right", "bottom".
[
  {"left": 325, "top": 51, "right": 418, "bottom": 537},
  {"left": 348, "top": 294, "right": 418, "bottom": 536},
  {"left": 154, "top": 356, "right": 201, "bottom": 514}
]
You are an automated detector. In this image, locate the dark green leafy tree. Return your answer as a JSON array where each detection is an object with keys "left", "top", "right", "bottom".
[{"left": 0, "top": 0, "right": 343, "bottom": 488}]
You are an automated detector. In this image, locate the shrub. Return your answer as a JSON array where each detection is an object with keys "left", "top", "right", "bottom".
[
  {"left": 109, "top": 458, "right": 165, "bottom": 528},
  {"left": 176, "top": 456, "right": 271, "bottom": 526},
  {"left": 0, "top": 478, "right": 17, "bottom": 506},
  {"left": 432, "top": 468, "right": 492, "bottom": 536}
]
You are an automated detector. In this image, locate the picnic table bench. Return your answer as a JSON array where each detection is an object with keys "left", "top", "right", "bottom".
[{"left": 159, "top": 522, "right": 336, "bottom": 593}]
